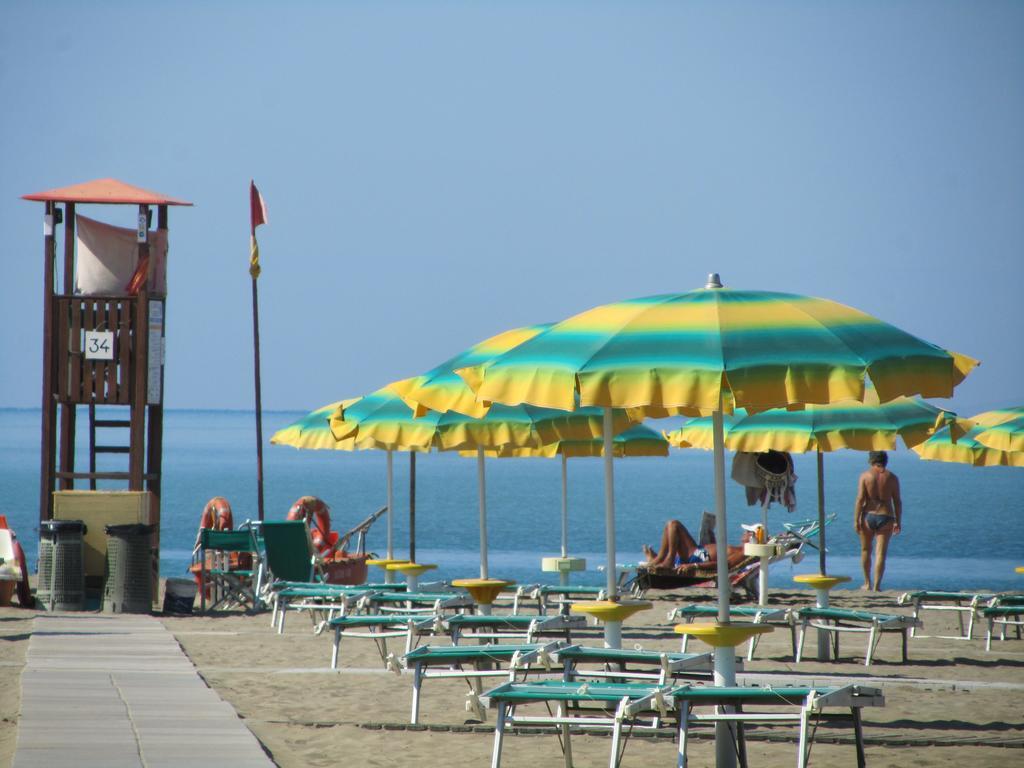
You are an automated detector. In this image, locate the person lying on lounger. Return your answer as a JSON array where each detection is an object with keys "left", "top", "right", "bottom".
[{"left": 642, "top": 519, "right": 751, "bottom": 573}]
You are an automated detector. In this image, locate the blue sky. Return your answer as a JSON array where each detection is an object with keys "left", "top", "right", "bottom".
[{"left": 1, "top": 0, "right": 1021, "bottom": 416}]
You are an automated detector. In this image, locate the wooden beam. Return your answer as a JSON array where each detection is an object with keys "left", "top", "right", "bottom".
[
  {"left": 129, "top": 205, "right": 149, "bottom": 490},
  {"left": 39, "top": 202, "right": 57, "bottom": 522}
]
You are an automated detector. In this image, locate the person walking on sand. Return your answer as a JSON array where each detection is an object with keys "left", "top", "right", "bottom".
[{"left": 854, "top": 451, "right": 902, "bottom": 591}]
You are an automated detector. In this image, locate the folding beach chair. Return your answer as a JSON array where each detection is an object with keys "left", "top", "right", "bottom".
[
  {"left": 194, "top": 528, "right": 259, "bottom": 613},
  {"left": 403, "top": 641, "right": 567, "bottom": 724},
  {"left": 260, "top": 521, "right": 322, "bottom": 586},
  {"left": 325, "top": 613, "right": 443, "bottom": 669},
  {"left": 666, "top": 683, "right": 884, "bottom": 768},
  {"left": 795, "top": 607, "right": 921, "bottom": 665},
  {"left": 513, "top": 584, "right": 607, "bottom": 615},
  {"left": 555, "top": 645, "right": 715, "bottom": 685},
  {"left": 446, "top": 613, "right": 587, "bottom": 645},
  {"left": 979, "top": 594, "right": 1024, "bottom": 651},
  {"left": 481, "top": 680, "right": 671, "bottom": 768},
  {"left": 896, "top": 590, "right": 994, "bottom": 640},
  {"left": 668, "top": 604, "right": 794, "bottom": 660}
]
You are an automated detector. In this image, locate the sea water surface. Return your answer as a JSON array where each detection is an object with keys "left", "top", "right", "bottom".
[{"left": 1, "top": 408, "right": 1021, "bottom": 592}]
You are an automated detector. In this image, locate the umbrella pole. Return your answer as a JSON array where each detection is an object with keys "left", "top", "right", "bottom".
[
  {"left": 385, "top": 449, "right": 394, "bottom": 584},
  {"left": 817, "top": 449, "right": 827, "bottom": 575},
  {"left": 712, "top": 399, "right": 737, "bottom": 768},
  {"left": 477, "top": 446, "right": 489, "bottom": 585},
  {"left": 560, "top": 452, "right": 569, "bottom": 587},
  {"left": 409, "top": 452, "right": 416, "bottom": 564},
  {"left": 602, "top": 407, "right": 622, "bottom": 648}
]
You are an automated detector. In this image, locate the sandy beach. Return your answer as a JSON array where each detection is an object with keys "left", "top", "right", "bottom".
[{"left": 4, "top": 585, "right": 1021, "bottom": 767}]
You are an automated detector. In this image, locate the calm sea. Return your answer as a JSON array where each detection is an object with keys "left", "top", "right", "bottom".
[{"left": 1, "top": 408, "right": 1021, "bottom": 592}]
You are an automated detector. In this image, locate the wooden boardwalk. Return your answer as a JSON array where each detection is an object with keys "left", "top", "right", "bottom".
[{"left": 13, "top": 614, "right": 274, "bottom": 767}]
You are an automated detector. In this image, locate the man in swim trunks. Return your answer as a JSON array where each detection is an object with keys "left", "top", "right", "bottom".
[{"left": 854, "top": 451, "right": 902, "bottom": 591}]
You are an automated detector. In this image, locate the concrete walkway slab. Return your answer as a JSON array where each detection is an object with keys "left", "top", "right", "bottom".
[{"left": 14, "top": 614, "right": 275, "bottom": 767}]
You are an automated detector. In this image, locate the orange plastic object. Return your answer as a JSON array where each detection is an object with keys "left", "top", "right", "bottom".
[{"left": 22, "top": 178, "right": 192, "bottom": 206}]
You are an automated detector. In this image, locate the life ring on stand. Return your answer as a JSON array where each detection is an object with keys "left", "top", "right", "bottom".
[
  {"left": 287, "top": 496, "right": 339, "bottom": 554},
  {"left": 192, "top": 497, "right": 236, "bottom": 592},
  {"left": 198, "top": 497, "right": 234, "bottom": 535}
]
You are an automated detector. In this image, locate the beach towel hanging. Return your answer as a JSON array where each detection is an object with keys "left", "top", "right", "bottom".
[{"left": 75, "top": 215, "right": 168, "bottom": 295}]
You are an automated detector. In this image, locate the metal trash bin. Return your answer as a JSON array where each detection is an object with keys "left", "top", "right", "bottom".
[
  {"left": 37, "top": 519, "right": 87, "bottom": 611},
  {"left": 103, "top": 523, "right": 155, "bottom": 614}
]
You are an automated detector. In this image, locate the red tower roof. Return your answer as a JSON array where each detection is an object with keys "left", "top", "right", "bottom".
[{"left": 22, "top": 178, "right": 192, "bottom": 206}]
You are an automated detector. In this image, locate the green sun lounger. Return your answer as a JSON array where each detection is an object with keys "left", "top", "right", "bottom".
[
  {"left": 513, "top": 584, "right": 607, "bottom": 615},
  {"left": 481, "top": 680, "right": 884, "bottom": 768},
  {"left": 554, "top": 645, "right": 715, "bottom": 685},
  {"left": 979, "top": 600, "right": 1024, "bottom": 651},
  {"left": 403, "top": 640, "right": 567, "bottom": 724},
  {"left": 271, "top": 585, "right": 380, "bottom": 634},
  {"left": 482, "top": 679, "right": 670, "bottom": 768},
  {"left": 796, "top": 607, "right": 921, "bottom": 665},
  {"left": 896, "top": 590, "right": 994, "bottom": 640},
  {"left": 365, "top": 590, "right": 476, "bottom": 614},
  {"left": 666, "top": 683, "right": 884, "bottom": 768},
  {"left": 326, "top": 613, "right": 442, "bottom": 669},
  {"left": 446, "top": 613, "right": 587, "bottom": 645},
  {"left": 668, "top": 604, "right": 794, "bottom": 660}
]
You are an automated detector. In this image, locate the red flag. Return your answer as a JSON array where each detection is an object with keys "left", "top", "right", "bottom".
[
  {"left": 249, "top": 181, "right": 268, "bottom": 278},
  {"left": 250, "top": 180, "right": 268, "bottom": 234}
]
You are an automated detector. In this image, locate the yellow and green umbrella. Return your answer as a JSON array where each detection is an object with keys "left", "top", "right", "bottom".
[
  {"left": 328, "top": 386, "right": 637, "bottom": 581},
  {"left": 969, "top": 406, "right": 1024, "bottom": 453},
  {"left": 912, "top": 416, "right": 1024, "bottom": 468},
  {"left": 665, "top": 391, "right": 961, "bottom": 584},
  {"left": 456, "top": 274, "right": 977, "bottom": 720},
  {"left": 271, "top": 400, "right": 358, "bottom": 451},
  {"left": 469, "top": 425, "right": 668, "bottom": 584},
  {"left": 390, "top": 324, "right": 551, "bottom": 419}
]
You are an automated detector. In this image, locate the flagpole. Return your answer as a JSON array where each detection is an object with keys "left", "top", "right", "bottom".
[
  {"left": 252, "top": 274, "right": 265, "bottom": 522},
  {"left": 249, "top": 181, "right": 268, "bottom": 522}
]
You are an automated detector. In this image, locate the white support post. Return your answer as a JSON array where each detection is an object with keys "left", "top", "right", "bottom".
[
  {"left": 712, "top": 395, "right": 737, "bottom": 768},
  {"left": 386, "top": 449, "right": 395, "bottom": 584},
  {"left": 560, "top": 452, "right": 570, "bottom": 587},
  {"left": 603, "top": 407, "right": 617, "bottom": 602},
  {"left": 478, "top": 446, "right": 489, "bottom": 580}
]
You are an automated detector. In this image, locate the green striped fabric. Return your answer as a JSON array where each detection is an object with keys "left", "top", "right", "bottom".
[
  {"left": 666, "top": 390, "right": 959, "bottom": 454},
  {"left": 459, "top": 287, "right": 977, "bottom": 415}
]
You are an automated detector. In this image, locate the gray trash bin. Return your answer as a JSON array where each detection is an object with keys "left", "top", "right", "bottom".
[
  {"left": 37, "top": 520, "right": 87, "bottom": 611},
  {"left": 103, "top": 523, "right": 154, "bottom": 613}
]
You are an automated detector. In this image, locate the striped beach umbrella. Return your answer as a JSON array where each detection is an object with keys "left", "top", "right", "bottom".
[
  {"left": 457, "top": 274, "right": 977, "bottom": 727},
  {"left": 912, "top": 419, "right": 1024, "bottom": 468},
  {"left": 665, "top": 391, "right": 961, "bottom": 583},
  {"left": 328, "top": 387, "right": 637, "bottom": 582},
  {"left": 390, "top": 324, "right": 551, "bottom": 419},
  {"left": 469, "top": 425, "right": 668, "bottom": 587},
  {"left": 969, "top": 406, "right": 1024, "bottom": 453}
]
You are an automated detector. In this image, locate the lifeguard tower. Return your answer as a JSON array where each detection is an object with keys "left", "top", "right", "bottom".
[{"left": 23, "top": 179, "right": 191, "bottom": 596}]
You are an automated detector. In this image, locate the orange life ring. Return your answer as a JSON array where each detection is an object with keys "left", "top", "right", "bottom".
[
  {"left": 286, "top": 496, "right": 338, "bottom": 554},
  {"left": 199, "top": 497, "right": 234, "bottom": 532}
]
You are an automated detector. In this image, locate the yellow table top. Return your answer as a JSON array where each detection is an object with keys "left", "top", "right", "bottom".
[
  {"left": 451, "top": 578, "right": 514, "bottom": 605},
  {"left": 385, "top": 562, "right": 437, "bottom": 575},
  {"left": 366, "top": 558, "right": 411, "bottom": 567},
  {"left": 570, "top": 600, "right": 652, "bottom": 622},
  {"left": 793, "top": 574, "right": 852, "bottom": 590},
  {"left": 674, "top": 622, "right": 774, "bottom": 647}
]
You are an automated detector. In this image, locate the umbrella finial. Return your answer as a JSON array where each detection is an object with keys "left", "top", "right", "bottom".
[{"left": 706, "top": 273, "right": 723, "bottom": 289}]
